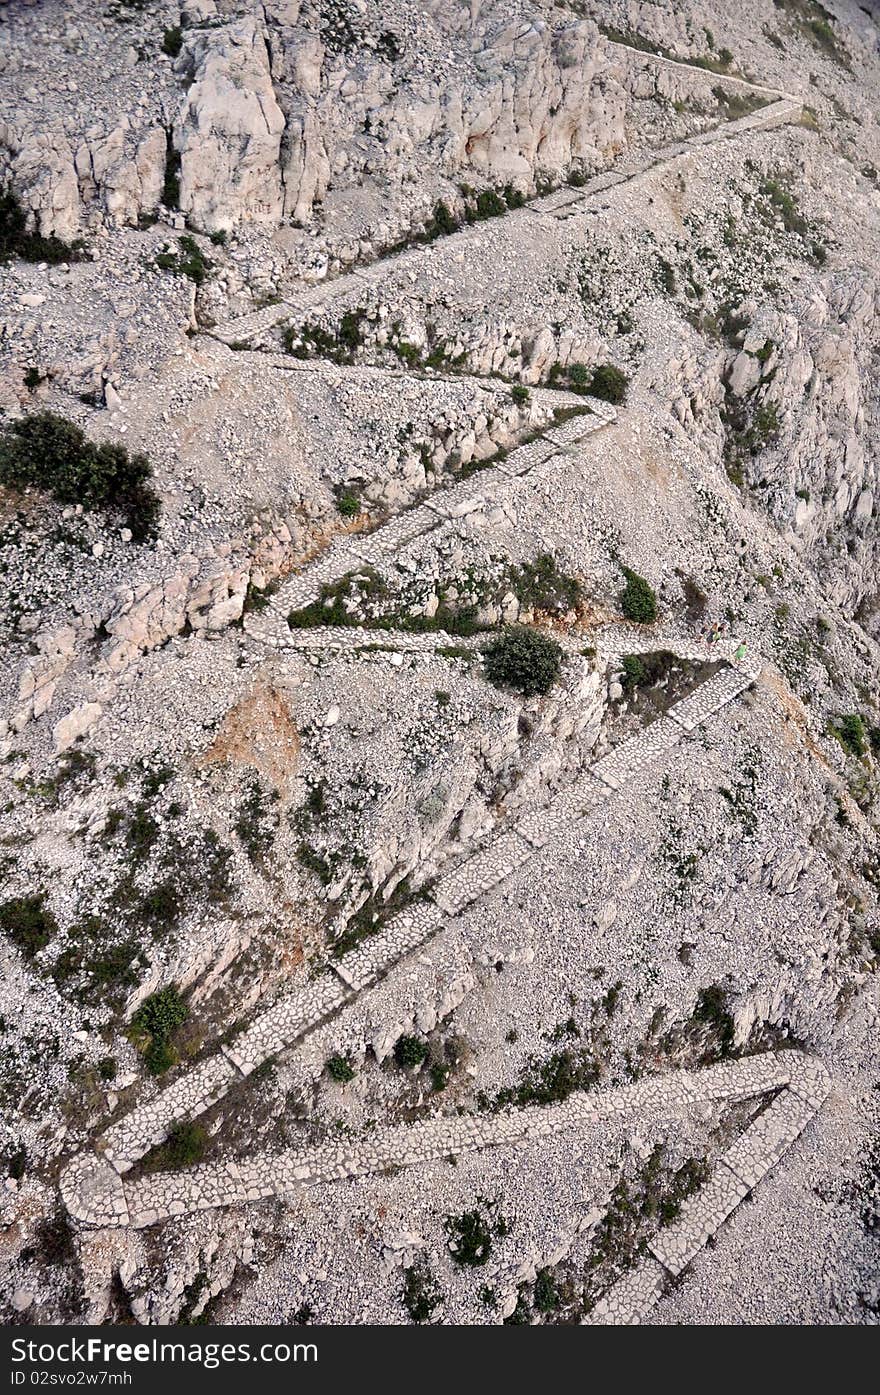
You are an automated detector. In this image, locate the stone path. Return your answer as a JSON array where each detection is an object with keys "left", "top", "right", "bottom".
[
  {"left": 208, "top": 55, "right": 800, "bottom": 349},
  {"left": 242, "top": 402, "right": 615, "bottom": 637},
  {"left": 56, "top": 48, "right": 814, "bottom": 1321},
  {"left": 534, "top": 97, "right": 800, "bottom": 223},
  {"left": 61, "top": 1049, "right": 830, "bottom": 1329},
  {"left": 61, "top": 647, "right": 760, "bottom": 1187},
  {"left": 584, "top": 1052, "right": 830, "bottom": 1324}
]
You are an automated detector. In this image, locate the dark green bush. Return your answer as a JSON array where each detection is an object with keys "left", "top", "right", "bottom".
[
  {"left": 483, "top": 626, "right": 562, "bottom": 697},
  {"left": 0, "top": 187, "right": 84, "bottom": 264},
  {"left": 131, "top": 985, "right": 188, "bottom": 1074},
  {"left": 334, "top": 483, "right": 362, "bottom": 518},
  {"left": 509, "top": 554, "right": 581, "bottom": 615},
  {"left": 144, "top": 1039, "right": 175, "bottom": 1076},
  {"left": 0, "top": 894, "right": 57, "bottom": 958},
  {"left": 132, "top": 985, "right": 188, "bottom": 1041},
  {"left": 567, "top": 362, "right": 590, "bottom": 390},
  {"left": 693, "top": 985, "right": 735, "bottom": 1056},
  {"left": 51, "top": 917, "right": 146, "bottom": 1010},
  {"left": 394, "top": 1035, "right": 429, "bottom": 1070},
  {"left": 533, "top": 1267, "right": 561, "bottom": 1312},
  {"left": 155, "top": 234, "right": 212, "bottom": 286},
  {"left": 444, "top": 1203, "right": 509, "bottom": 1267},
  {"left": 0, "top": 411, "right": 159, "bottom": 540},
  {"left": 326, "top": 1054, "right": 355, "bottom": 1083},
  {"left": 162, "top": 26, "right": 183, "bottom": 57},
  {"left": 621, "top": 654, "right": 647, "bottom": 689},
  {"left": 427, "top": 200, "right": 458, "bottom": 239},
  {"left": 235, "top": 776, "right": 279, "bottom": 865},
  {"left": 402, "top": 1258, "right": 443, "bottom": 1323},
  {"left": 589, "top": 363, "right": 630, "bottom": 404},
  {"left": 483, "top": 1046, "right": 598, "bottom": 1110},
  {"left": 161, "top": 139, "right": 181, "bottom": 209},
  {"left": 833, "top": 713, "right": 867, "bottom": 759},
  {"left": 619, "top": 567, "right": 658, "bottom": 624}
]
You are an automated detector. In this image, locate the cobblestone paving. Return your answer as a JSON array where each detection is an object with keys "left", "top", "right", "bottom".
[
  {"left": 68, "top": 647, "right": 761, "bottom": 1185},
  {"left": 263, "top": 406, "right": 611, "bottom": 627},
  {"left": 56, "top": 49, "right": 808, "bottom": 1315},
  {"left": 65, "top": 1052, "right": 830, "bottom": 1335}
]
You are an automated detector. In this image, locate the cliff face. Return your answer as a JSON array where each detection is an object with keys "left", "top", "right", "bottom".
[{"left": 0, "top": 2, "right": 627, "bottom": 242}]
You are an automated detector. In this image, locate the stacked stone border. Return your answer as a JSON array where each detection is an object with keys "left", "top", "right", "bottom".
[
  {"left": 60, "top": 1050, "right": 830, "bottom": 1327},
  {"left": 245, "top": 401, "right": 617, "bottom": 638},
  {"left": 61, "top": 654, "right": 758, "bottom": 1186},
  {"left": 56, "top": 46, "right": 815, "bottom": 1322}
]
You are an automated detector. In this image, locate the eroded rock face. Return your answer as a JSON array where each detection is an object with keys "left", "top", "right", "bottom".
[
  {"left": 174, "top": 18, "right": 287, "bottom": 234},
  {"left": 0, "top": 4, "right": 626, "bottom": 240},
  {"left": 270, "top": 11, "right": 626, "bottom": 231},
  {"left": 1, "top": 125, "right": 83, "bottom": 242}
]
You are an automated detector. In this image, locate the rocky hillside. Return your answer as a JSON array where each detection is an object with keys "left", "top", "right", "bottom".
[{"left": 0, "top": 0, "right": 878, "bottom": 1329}]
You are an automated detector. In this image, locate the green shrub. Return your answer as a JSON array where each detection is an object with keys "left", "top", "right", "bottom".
[
  {"left": 482, "top": 1046, "right": 598, "bottom": 1110},
  {"left": 510, "top": 384, "right": 530, "bottom": 407},
  {"left": 833, "top": 713, "right": 867, "bottom": 759},
  {"left": 163, "top": 1120, "right": 208, "bottom": 1168},
  {"left": 444, "top": 1202, "right": 509, "bottom": 1267},
  {"left": 144, "top": 1039, "right": 175, "bottom": 1076},
  {"left": 155, "top": 234, "right": 212, "bottom": 286},
  {"left": 426, "top": 200, "right": 458, "bottom": 239},
  {"left": 469, "top": 189, "right": 507, "bottom": 221},
  {"left": 0, "top": 187, "right": 84, "bottom": 264},
  {"left": 621, "top": 654, "right": 647, "bottom": 689},
  {"left": 0, "top": 411, "right": 159, "bottom": 540},
  {"left": 402, "top": 1258, "right": 443, "bottom": 1323},
  {"left": 131, "top": 985, "right": 188, "bottom": 1075},
  {"left": 620, "top": 567, "right": 658, "bottom": 624},
  {"left": 334, "top": 484, "right": 362, "bottom": 518},
  {"left": 136, "top": 879, "right": 183, "bottom": 931},
  {"left": 162, "top": 26, "right": 183, "bottom": 57},
  {"left": 589, "top": 363, "right": 629, "bottom": 404},
  {"left": 51, "top": 917, "right": 146, "bottom": 1009},
  {"left": 0, "top": 894, "right": 57, "bottom": 958},
  {"left": 533, "top": 1267, "right": 561, "bottom": 1312},
  {"left": 394, "top": 1035, "right": 429, "bottom": 1070},
  {"left": 483, "top": 626, "right": 562, "bottom": 697},
  {"left": 97, "top": 1057, "right": 117, "bottom": 1081},
  {"left": 326, "top": 1054, "right": 355, "bottom": 1083},
  {"left": 507, "top": 554, "right": 581, "bottom": 616},
  {"left": 161, "top": 139, "right": 181, "bottom": 209},
  {"left": 133, "top": 985, "right": 188, "bottom": 1040}
]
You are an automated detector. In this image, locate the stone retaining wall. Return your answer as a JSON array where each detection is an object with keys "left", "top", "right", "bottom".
[
  {"left": 72, "top": 651, "right": 760, "bottom": 1194},
  {"left": 66, "top": 1049, "right": 830, "bottom": 1333}
]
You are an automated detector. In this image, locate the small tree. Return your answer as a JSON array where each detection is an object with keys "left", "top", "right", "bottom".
[
  {"left": 483, "top": 626, "right": 562, "bottom": 697},
  {"left": 131, "top": 985, "right": 188, "bottom": 1075},
  {"left": 620, "top": 567, "right": 658, "bottom": 624},
  {"left": 0, "top": 411, "right": 159, "bottom": 539}
]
